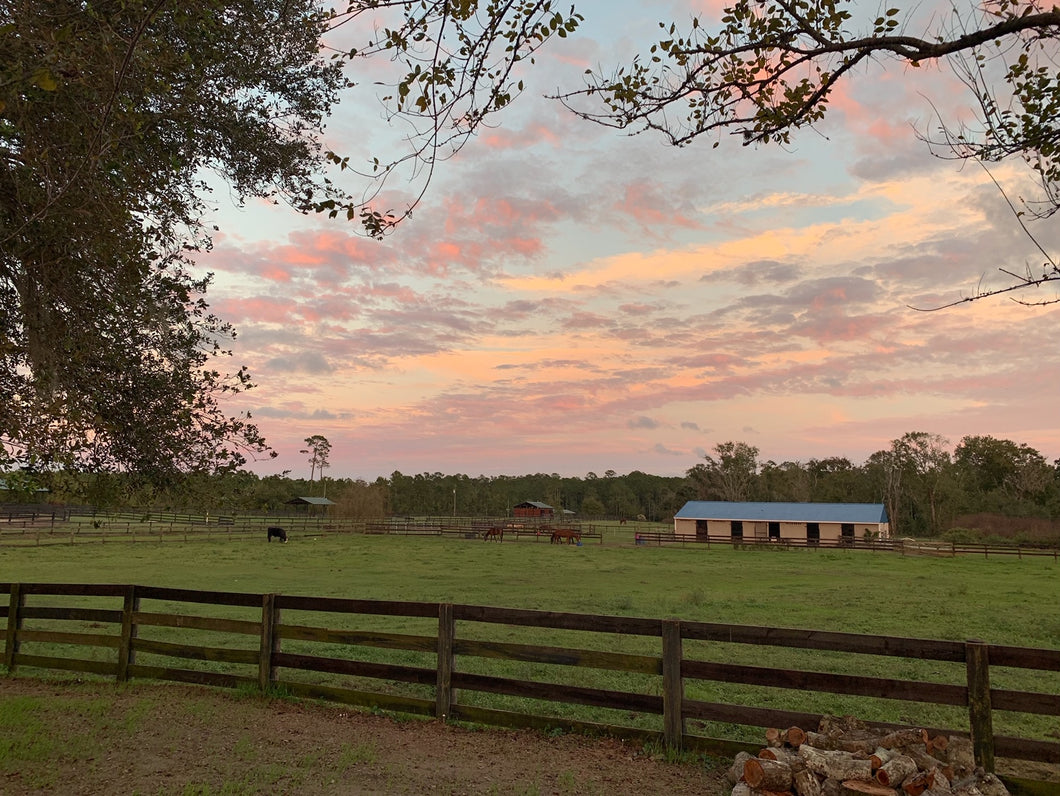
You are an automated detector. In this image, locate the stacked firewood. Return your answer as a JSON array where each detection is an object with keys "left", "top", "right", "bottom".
[{"left": 727, "top": 716, "right": 1010, "bottom": 796}]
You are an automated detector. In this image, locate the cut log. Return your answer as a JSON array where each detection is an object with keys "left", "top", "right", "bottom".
[
  {"left": 900, "top": 771, "right": 935, "bottom": 796},
  {"left": 795, "top": 768, "right": 825, "bottom": 796},
  {"left": 729, "top": 751, "right": 754, "bottom": 784},
  {"left": 731, "top": 783, "right": 753, "bottom": 796},
  {"left": 765, "top": 727, "right": 783, "bottom": 747},
  {"left": 927, "top": 735, "right": 949, "bottom": 754},
  {"left": 903, "top": 746, "right": 952, "bottom": 781},
  {"left": 806, "top": 729, "right": 925, "bottom": 755},
  {"left": 785, "top": 726, "right": 809, "bottom": 748},
  {"left": 744, "top": 757, "right": 794, "bottom": 791},
  {"left": 977, "top": 773, "right": 1011, "bottom": 796},
  {"left": 929, "top": 770, "right": 950, "bottom": 793},
  {"left": 841, "top": 781, "right": 898, "bottom": 796},
  {"left": 876, "top": 755, "right": 918, "bottom": 788},
  {"left": 822, "top": 779, "right": 844, "bottom": 796},
  {"left": 759, "top": 746, "right": 800, "bottom": 766},
  {"left": 941, "top": 738, "right": 975, "bottom": 774},
  {"left": 806, "top": 731, "right": 840, "bottom": 750},
  {"left": 799, "top": 746, "right": 874, "bottom": 782},
  {"left": 870, "top": 747, "right": 897, "bottom": 771}
]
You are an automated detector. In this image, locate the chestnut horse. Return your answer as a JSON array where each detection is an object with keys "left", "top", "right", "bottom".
[
  {"left": 550, "top": 528, "right": 581, "bottom": 545},
  {"left": 483, "top": 526, "right": 503, "bottom": 542}
]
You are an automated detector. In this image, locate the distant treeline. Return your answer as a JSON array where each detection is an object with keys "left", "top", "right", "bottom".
[{"left": 4, "top": 433, "right": 1059, "bottom": 538}]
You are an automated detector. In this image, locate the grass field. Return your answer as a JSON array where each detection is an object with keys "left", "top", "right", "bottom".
[{"left": 2, "top": 532, "right": 1058, "bottom": 745}]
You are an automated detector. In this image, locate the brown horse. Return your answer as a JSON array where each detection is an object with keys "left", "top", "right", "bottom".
[
  {"left": 550, "top": 529, "right": 581, "bottom": 545},
  {"left": 483, "top": 526, "right": 503, "bottom": 542}
]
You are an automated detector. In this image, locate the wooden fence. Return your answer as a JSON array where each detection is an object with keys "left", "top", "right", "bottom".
[
  {"left": 0, "top": 517, "right": 371, "bottom": 547},
  {"left": 1, "top": 582, "right": 1058, "bottom": 791},
  {"left": 364, "top": 519, "right": 603, "bottom": 543},
  {"left": 633, "top": 532, "right": 1060, "bottom": 559}
]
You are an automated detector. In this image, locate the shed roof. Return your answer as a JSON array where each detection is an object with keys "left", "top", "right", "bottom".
[
  {"left": 514, "top": 501, "right": 553, "bottom": 509},
  {"left": 286, "top": 496, "right": 335, "bottom": 506},
  {"left": 675, "top": 501, "right": 888, "bottom": 524}
]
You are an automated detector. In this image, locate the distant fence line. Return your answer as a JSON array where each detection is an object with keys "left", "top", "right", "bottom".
[
  {"left": 2, "top": 505, "right": 1059, "bottom": 559},
  {"left": 631, "top": 532, "right": 1060, "bottom": 559},
  {"left": 1, "top": 581, "right": 1058, "bottom": 793}
]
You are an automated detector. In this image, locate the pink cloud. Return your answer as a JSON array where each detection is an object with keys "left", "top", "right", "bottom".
[
  {"left": 480, "top": 124, "right": 563, "bottom": 150},
  {"left": 612, "top": 181, "right": 700, "bottom": 232},
  {"left": 213, "top": 296, "right": 297, "bottom": 325}
]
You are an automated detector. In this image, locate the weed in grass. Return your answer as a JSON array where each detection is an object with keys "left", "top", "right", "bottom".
[
  {"left": 231, "top": 735, "right": 257, "bottom": 762},
  {"left": 681, "top": 587, "right": 706, "bottom": 606},
  {"left": 0, "top": 697, "right": 56, "bottom": 787},
  {"left": 556, "top": 769, "right": 578, "bottom": 791},
  {"left": 337, "top": 740, "right": 378, "bottom": 767}
]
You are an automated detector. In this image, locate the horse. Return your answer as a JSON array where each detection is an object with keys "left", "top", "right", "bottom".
[
  {"left": 483, "top": 526, "right": 503, "bottom": 542},
  {"left": 550, "top": 528, "right": 580, "bottom": 545},
  {"left": 267, "top": 526, "right": 287, "bottom": 543}
]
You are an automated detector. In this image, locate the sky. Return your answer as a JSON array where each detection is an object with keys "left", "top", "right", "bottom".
[{"left": 194, "top": 1, "right": 1060, "bottom": 482}]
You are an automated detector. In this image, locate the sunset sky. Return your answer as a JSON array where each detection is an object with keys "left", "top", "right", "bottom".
[{"left": 195, "top": 1, "right": 1060, "bottom": 482}]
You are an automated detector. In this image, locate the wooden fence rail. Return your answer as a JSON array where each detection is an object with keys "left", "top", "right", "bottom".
[
  {"left": 1, "top": 582, "right": 1058, "bottom": 790},
  {"left": 633, "top": 532, "right": 1060, "bottom": 559}
]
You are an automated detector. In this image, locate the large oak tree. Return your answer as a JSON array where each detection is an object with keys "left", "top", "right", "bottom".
[{"left": 0, "top": 0, "right": 581, "bottom": 486}]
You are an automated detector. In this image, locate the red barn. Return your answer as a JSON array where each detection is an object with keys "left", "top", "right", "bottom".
[{"left": 513, "top": 501, "right": 554, "bottom": 519}]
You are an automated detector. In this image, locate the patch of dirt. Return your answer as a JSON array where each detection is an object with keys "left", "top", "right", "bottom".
[{"left": 0, "top": 677, "right": 730, "bottom": 795}]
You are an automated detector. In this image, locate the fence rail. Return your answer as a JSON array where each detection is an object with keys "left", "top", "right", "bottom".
[
  {"left": 2, "top": 581, "right": 1058, "bottom": 791},
  {"left": 633, "top": 531, "right": 1060, "bottom": 558}
]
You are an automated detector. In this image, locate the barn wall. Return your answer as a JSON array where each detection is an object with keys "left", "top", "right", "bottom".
[
  {"left": 672, "top": 517, "right": 889, "bottom": 540},
  {"left": 674, "top": 519, "right": 697, "bottom": 537}
]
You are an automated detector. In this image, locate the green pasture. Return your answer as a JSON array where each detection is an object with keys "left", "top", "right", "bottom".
[{"left": 2, "top": 533, "right": 1058, "bottom": 745}]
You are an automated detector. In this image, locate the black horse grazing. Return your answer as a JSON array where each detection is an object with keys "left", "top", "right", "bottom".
[{"left": 267, "top": 526, "right": 288, "bottom": 543}]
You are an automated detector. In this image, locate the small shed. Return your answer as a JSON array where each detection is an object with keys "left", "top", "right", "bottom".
[
  {"left": 674, "top": 501, "right": 889, "bottom": 543},
  {"left": 286, "top": 496, "right": 335, "bottom": 514},
  {"left": 513, "top": 501, "right": 554, "bottom": 519}
]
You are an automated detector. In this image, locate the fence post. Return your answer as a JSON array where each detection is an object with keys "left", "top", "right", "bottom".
[
  {"left": 436, "top": 603, "right": 456, "bottom": 720},
  {"left": 117, "top": 585, "right": 139, "bottom": 681},
  {"left": 5, "top": 583, "right": 24, "bottom": 673},
  {"left": 259, "top": 593, "right": 281, "bottom": 691},
  {"left": 662, "top": 619, "right": 685, "bottom": 752},
  {"left": 965, "top": 639, "right": 995, "bottom": 773}
]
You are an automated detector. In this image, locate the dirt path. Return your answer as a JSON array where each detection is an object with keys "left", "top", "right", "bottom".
[{"left": 0, "top": 677, "right": 730, "bottom": 795}]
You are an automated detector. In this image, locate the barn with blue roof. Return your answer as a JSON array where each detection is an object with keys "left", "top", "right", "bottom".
[{"left": 673, "top": 501, "right": 889, "bottom": 543}]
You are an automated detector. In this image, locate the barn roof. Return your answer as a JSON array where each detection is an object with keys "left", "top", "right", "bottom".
[
  {"left": 514, "top": 501, "right": 553, "bottom": 509},
  {"left": 675, "top": 501, "right": 888, "bottom": 524},
  {"left": 286, "top": 496, "right": 335, "bottom": 506}
]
